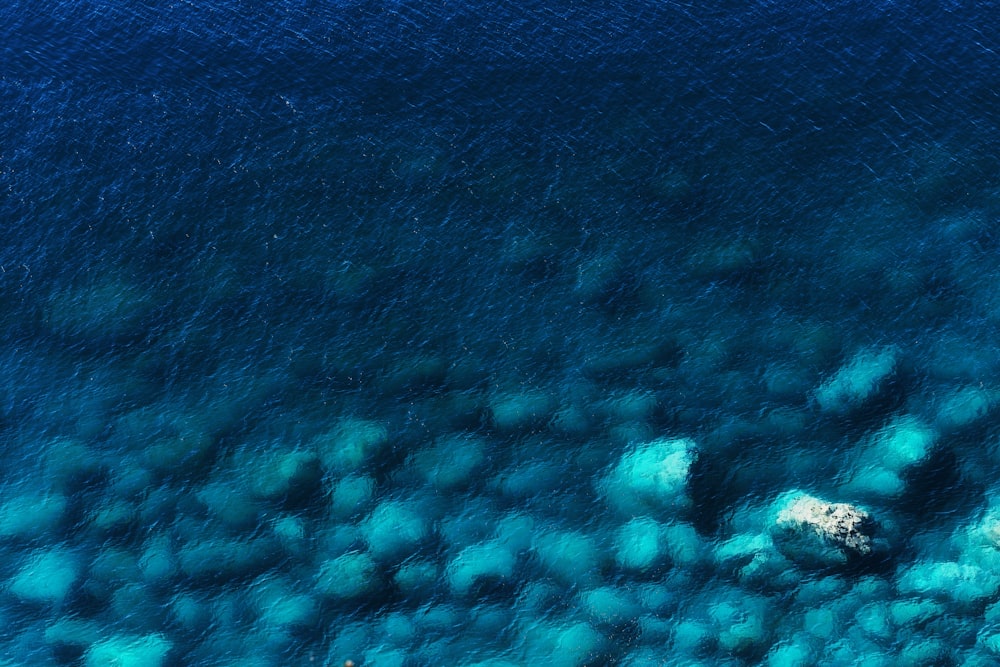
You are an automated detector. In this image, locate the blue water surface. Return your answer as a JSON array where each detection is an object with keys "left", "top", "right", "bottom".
[{"left": 4, "top": 1, "right": 1000, "bottom": 665}]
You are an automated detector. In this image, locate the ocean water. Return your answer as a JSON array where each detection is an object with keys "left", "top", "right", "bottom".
[{"left": 4, "top": 0, "right": 1000, "bottom": 665}]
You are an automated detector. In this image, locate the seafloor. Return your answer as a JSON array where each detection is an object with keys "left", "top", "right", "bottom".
[{"left": 3, "top": 1, "right": 1000, "bottom": 665}]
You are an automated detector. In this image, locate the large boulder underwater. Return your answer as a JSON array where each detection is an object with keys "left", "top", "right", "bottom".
[
  {"left": 771, "top": 492, "right": 880, "bottom": 567},
  {"left": 716, "top": 490, "right": 888, "bottom": 589}
]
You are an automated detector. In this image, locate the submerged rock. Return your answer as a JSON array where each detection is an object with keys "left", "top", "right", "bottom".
[
  {"left": 814, "top": 345, "right": 899, "bottom": 414},
  {"left": 772, "top": 493, "right": 877, "bottom": 566},
  {"left": 600, "top": 437, "right": 698, "bottom": 517},
  {"left": 842, "top": 414, "right": 937, "bottom": 500}
]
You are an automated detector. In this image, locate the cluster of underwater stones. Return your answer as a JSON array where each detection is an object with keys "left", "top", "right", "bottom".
[{"left": 9, "top": 269, "right": 1000, "bottom": 666}]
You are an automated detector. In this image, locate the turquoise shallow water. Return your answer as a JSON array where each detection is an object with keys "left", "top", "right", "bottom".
[{"left": 4, "top": 1, "right": 1000, "bottom": 665}]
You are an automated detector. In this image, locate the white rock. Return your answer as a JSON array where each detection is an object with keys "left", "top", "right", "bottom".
[{"left": 772, "top": 492, "right": 876, "bottom": 566}]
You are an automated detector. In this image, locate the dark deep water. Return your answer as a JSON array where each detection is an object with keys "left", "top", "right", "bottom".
[{"left": 4, "top": 1, "right": 1000, "bottom": 665}]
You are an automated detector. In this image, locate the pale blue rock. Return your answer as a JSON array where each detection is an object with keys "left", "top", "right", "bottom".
[
  {"left": 934, "top": 385, "right": 997, "bottom": 432},
  {"left": 169, "top": 593, "right": 211, "bottom": 632},
  {"left": 129, "top": 412, "right": 214, "bottom": 478},
  {"left": 601, "top": 437, "right": 698, "bottom": 516},
  {"left": 329, "top": 474, "right": 376, "bottom": 520},
  {"left": 948, "top": 502, "right": 1000, "bottom": 572},
  {"left": 446, "top": 539, "right": 516, "bottom": 596},
  {"left": 9, "top": 547, "right": 79, "bottom": 605},
  {"left": 43, "top": 618, "right": 101, "bottom": 652},
  {"left": 393, "top": 559, "right": 439, "bottom": 596},
  {"left": 896, "top": 560, "right": 1000, "bottom": 609},
  {"left": 714, "top": 501, "right": 803, "bottom": 587},
  {"left": 897, "top": 638, "right": 949, "bottom": 666},
  {"left": 42, "top": 437, "right": 103, "bottom": 493},
  {"left": 195, "top": 479, "right": 262, "bottom": 530},
  {"left": 0, "top": 492, "right": 68, "bottom": 540},
  {"left": 737, "top": 548, "right": 802, "bottom": 590},
  {"left": 493, "top": 512, "right": 536, "bottom": 554},
  {"left": 88, "top": 547, "right": 141, "bottom": 592},
  {"left": 312, "top": 417, "right": 389, "bottom": 473},
  {"left": 250, "top": 576, "right": 319, "bottom": 630},
  {"left": 864, "top": 415, "right": 937, "bottom": 472},
  {"left": 578, "top": 586, "right": 642, "bottom": 626},
  {"left": 270, "top": 515, "right": 309, "bottom": 557},
  {"left": 802, "top": 606, "right": 836, "bottom": 639},
  {"left": 709, "top": 593, "right": 774, "bottom": 656},
  {"left": 765, "top": 634, "right": 816, "bottom": 667},
  {"left": 492, "top": 460, "right": 562, "bottom": 499},
  {"left": 663, "top": 521, "right": 708, "bottom": 568},
  {"left": 413, "top": 603, "right": 462, "bottom": 635},
  {"left": 889, "top": 598, "right": 945, "bottom": 627},
  {"left": 83, "top": 634, "right": 172, "bottom": 667},
  {"left": 109, "top": 583, "right": 164, "bottom": 625},
  {"left": 814, "top": 345, "right": 899, "bottom": 414},
  {"left": 763, "top": 362, "right": 814, "bottom": 400},
  {"left": 378, "top": 611, "right": 416, "bottom": 647},
  {"left": 137, "top": 534, "right": 177, "bottom": 584},
  {"left": 980, "top": 631, "right": 1000, "bottom": 658},
  {"left": 427, "top": 498, "right": 490, "bottom": 546},
  {"left": 550, "top": 404, "right": 593, "bottom": 435},
  {"left": 841, "top": 466, "right": 905, "bottom": 500},
  {"left": 670, "top": 618, "right": 714, "bottom": 655},
  {"left": 854, "top": 602, "right": 893, "bottom": 641},
  {"left": 636, "top": 614, "right": 674, "bottom": 643},
  {"left": 600, "top": 390, "right": 659, "bottom": 422},
  {"left": 532, "top": 529, "right": 604, "bottom": 588},
  {"left": 520, "top": 618, "right": 605, "bottom": 667},
  {"left": 410, "top": 433, "right": 486, "bottom": 491},
  {"left": 842, "top": 415, "right": 937, "bottom": 499},
  {"left": 794, "top": 574, "right": 848, "bottom": 608},
  {"left": 360, "top": 498, "right": 431, "bottom": 561},
  {"left": 489, "top": 389, "right": 556, "bottom": 431},
  {"left": 86, "top": 499, "right": 137, "bottom": 536},
  {"left": 613, "top": 517, "right": 665, "bottom": 571},
  {"left": 316, "top": 551, "right": 378, "bottom": 600},
  {"left": 469, "top": 604, "right": 514, "bottom": 639},
  {"left": 244, "top": 448, "right": 322, "bottom": 502}
]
